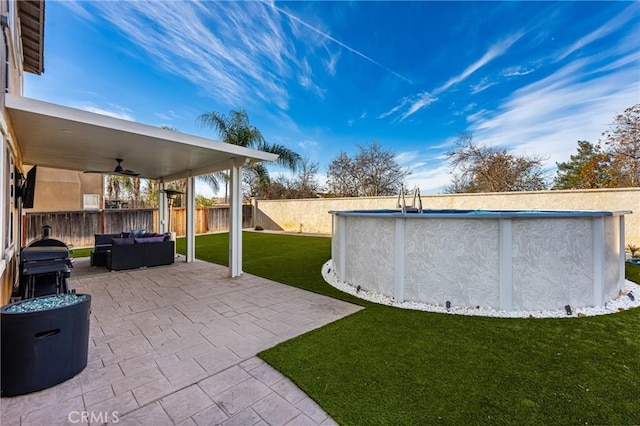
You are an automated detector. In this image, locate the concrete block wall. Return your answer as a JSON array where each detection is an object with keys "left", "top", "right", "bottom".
[{"left": 254, "top": 188, "right": 640, "bottom": 246}]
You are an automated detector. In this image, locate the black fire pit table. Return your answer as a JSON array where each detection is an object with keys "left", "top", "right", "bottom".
[{"left": 1, "top": 293, "right": 91, "bottom": 397}]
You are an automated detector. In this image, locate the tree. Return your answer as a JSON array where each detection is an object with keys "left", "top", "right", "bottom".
[
  {"left": 553, "top": 141, "right": 614, "bottom": 189},
  {"left": 295, "top": 158, "right": 321, "bottom": 198},
  {"left": 195, "top": 195, "right": 215, "bottom": 207},
  {"left": 445, "top": 132, "right": 548, "bottom": 193},
  {"left": 326, "top": 141, "right": 408, "bottom": 197},
  {"left": 252, "top": 158, "right": 321, "bottom": 199},
  {"left": 159, "top": 125, "right": 217, "bottom": 204},
  {"left": 142, "top": 179, "right": 159, "bottom": 207},
  {"left": 105, "top": 175, "right": 136, "bottom": 204},
  {"left": 601, "top": 104, "right": 640, "bottom": 187},
  {"left": 197, "top": 109, "right": 301, "bottom": 200}
]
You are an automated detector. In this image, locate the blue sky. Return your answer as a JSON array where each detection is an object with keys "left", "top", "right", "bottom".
[{"left": 25, "top": 1, "right": 640, "bottom": 196}]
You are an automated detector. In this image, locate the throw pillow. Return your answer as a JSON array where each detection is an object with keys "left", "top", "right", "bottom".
[{"left": 130, "top": 229, "right": 145, "bottom": 238}]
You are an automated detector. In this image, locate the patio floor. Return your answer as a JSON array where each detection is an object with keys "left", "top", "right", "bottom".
[{"left": 1, "top": 258, "right": 362, "bottom": 425}]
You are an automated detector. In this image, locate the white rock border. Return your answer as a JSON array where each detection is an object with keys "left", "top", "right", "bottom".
[{"left": 322, "top": 260, "right": 640, "bottom": 318}]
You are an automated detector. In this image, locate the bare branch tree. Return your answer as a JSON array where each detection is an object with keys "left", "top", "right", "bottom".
[
  {"left": 601, "top": 104, "right": 640, "bottom": 187},
  {"left": 445, "top": 132, "right": 548, "bottom": 193},
  {"left": 252, "top": 158, "right": 321, "bottom": 199},
  {"left": 326, "top": 141, "right": 408, "bottom": 197}
]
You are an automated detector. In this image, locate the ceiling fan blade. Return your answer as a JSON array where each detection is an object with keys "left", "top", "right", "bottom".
[{"left": 84, "top": 158, "right": 139, "bottom": 176}]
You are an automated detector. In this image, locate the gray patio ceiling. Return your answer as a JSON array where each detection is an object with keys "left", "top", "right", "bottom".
[{"left": 5, "top": 95, "right": 278, "bottom": 181}]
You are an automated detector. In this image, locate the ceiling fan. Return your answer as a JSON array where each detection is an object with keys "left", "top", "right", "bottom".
[{"left": 84, "top": 158, "right": 140, "bottom": 177}]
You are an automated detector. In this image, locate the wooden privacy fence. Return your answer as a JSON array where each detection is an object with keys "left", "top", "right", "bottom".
[
  {"left": 169, "top": 205, "right": 253, "bottom": 236},
  {"left": 24, "top": 205, "right": 253, "bottom": 248}
]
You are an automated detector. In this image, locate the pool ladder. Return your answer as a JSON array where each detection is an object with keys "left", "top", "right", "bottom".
[{"left": 397, "top": 185, "right": 423, "bottom": 213}]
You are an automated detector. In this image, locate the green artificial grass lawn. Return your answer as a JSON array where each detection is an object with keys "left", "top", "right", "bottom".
[
  {"left": 178, "top": 233, "right": 640, "bottom": 425},
  {"left": 69, "top": 247, "right": 92, "bottom": 258}
]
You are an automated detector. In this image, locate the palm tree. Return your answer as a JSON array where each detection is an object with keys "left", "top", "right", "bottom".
[
  {"left": 106, "top": 175, "right": 133, "bottom": 205},
  {"left": 197, "top": 109, "right": 300, "bottom": 201},
  {"left": 160, "top": 124, "right": 223, "bottom": 201}
]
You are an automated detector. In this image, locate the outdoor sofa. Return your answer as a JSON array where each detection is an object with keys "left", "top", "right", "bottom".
[{"left": 90, "top": 232, "right": 175, "bottom": 271}]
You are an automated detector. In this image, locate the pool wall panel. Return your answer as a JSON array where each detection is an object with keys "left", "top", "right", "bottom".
[
  {"left": 343, "top": 217, "right": 395, "bottom": 297},
  {"left": 404, "top": 219, "right": 500, "bottom": 309},
  {"left": 511, "top": 218, "right": 593, "bottom": 310}
]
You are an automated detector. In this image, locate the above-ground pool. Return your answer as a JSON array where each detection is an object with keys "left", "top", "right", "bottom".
[{"left": 329, "top": 209, "right": 631, "bottom": 312}]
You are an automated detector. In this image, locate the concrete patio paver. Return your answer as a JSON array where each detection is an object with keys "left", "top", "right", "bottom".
[{"left": 1, "top": 258, "right": 362, "bottom": 425}]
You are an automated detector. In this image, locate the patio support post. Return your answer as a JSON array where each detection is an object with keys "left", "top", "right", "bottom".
[
  {"left": 499, "top": 218, "right": 513, "bottom": 311},
  {"left": 158, "top": 180, "right": 168, "bottom": 234},
  {"left": 592, "top": 217, "right": 605, "bottom": 307},
  {"left": 229, "top": 158, "right": 244, "bottom": 277},
  {"left": 619, "top": 215, "right": 625, "bottom": 288},
  {"left": 186, "top": 175, "right": 195, "bottom": 263}
]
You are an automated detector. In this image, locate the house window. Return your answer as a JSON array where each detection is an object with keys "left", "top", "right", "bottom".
[
  {"left": 3, "top": 146, "right": 14, "bottom": 252},
  {"left": 83, "top": 194, "right": 100, "bottom": 210}
]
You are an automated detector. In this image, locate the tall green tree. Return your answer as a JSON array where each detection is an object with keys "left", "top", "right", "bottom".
[
  {"left": 197, "top": 109, "right": 301, "bottom": 200},
  {"left": 553, "top": 141, "right": 613, "bottom": 189}
]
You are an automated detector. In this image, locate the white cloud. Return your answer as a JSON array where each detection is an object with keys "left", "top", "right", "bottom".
[
  {"left": 380, "top": 33, "right": 522, "bottom": 122},
  {"left": 378, "top": 99, "right": 410, "bottom": 119},
  {"left": 379, "top": 92, "right": 437, "bottom": 121},
  {"left": 76, "top": 103, "right": 134, "bottom": 121},
  {"left": 401, "top": 92, "right": 438, "bottom": 121},
  {"left": 154, "top": 110, "right": 184, "bottom": 122},
  {"left": 299, "top": 59, "right": 326, "bottom": 99},
  {"left": 324, "top": 50, "right": 341, "bottom": 76},
  {"left": 501, "top": 66, "right": 535, "bottom": 77},
  {"left": 273, "top": 4, "right": 412, "bottom": 83},
  {"left": 64, "top": 1, "right": 296, "bottom": 110},
  {"left": 557, "top": 3, "right": 639, "bottom": 61},
  {"left": 298, "top": 140, "right": 320, "bottom": 151},
  {"left": 467, "top": 51, "right": 640, "bottom": 167},
  {"left": 434, "top": 32, "right": 523, "bottom": 95},
  {"left": 406, "top": 162, "right": 454, "bottom": 194},
  {"left": 470, "top": 77, "right": 498, "bottom": 94},
  {"left": 60, "top": 0, "right": 95, "bottom": 21},
  {"left": 395, "top": 151, "right": 420, "bottom": 164}
]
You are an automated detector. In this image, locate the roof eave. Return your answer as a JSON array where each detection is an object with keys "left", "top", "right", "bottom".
[{"left": 18, "top": 0, "right": 45, "bottom": 75}]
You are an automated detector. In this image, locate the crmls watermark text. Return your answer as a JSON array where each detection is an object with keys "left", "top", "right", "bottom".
[{"left": 68, "top": 411, "right": 120, "bottom": 423}]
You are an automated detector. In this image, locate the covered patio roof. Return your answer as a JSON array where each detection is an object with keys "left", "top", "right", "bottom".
[
  {"left": 6, "top": 94, "right": 278, "bottom": 277},
  {"left": 5, "top": 94, "right": 278, "bottom": 181}
]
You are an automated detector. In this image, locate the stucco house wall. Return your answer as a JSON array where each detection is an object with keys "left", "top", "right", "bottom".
[{"left": 26, "top": 166, "right": 103, "bottom": 212}]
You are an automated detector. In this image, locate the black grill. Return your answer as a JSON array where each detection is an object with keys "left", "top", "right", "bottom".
[{"left": 19, "top": 236, "right": 71, "bottom": 300}]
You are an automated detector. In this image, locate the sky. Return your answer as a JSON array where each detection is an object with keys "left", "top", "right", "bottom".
[{"left": 25, "top": 1, "right": 640, "bottom": 196}]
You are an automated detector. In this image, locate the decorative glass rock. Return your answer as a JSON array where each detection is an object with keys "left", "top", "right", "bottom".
[{"left": 5, "top": 294, "right": 88, "bottom": 313}]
